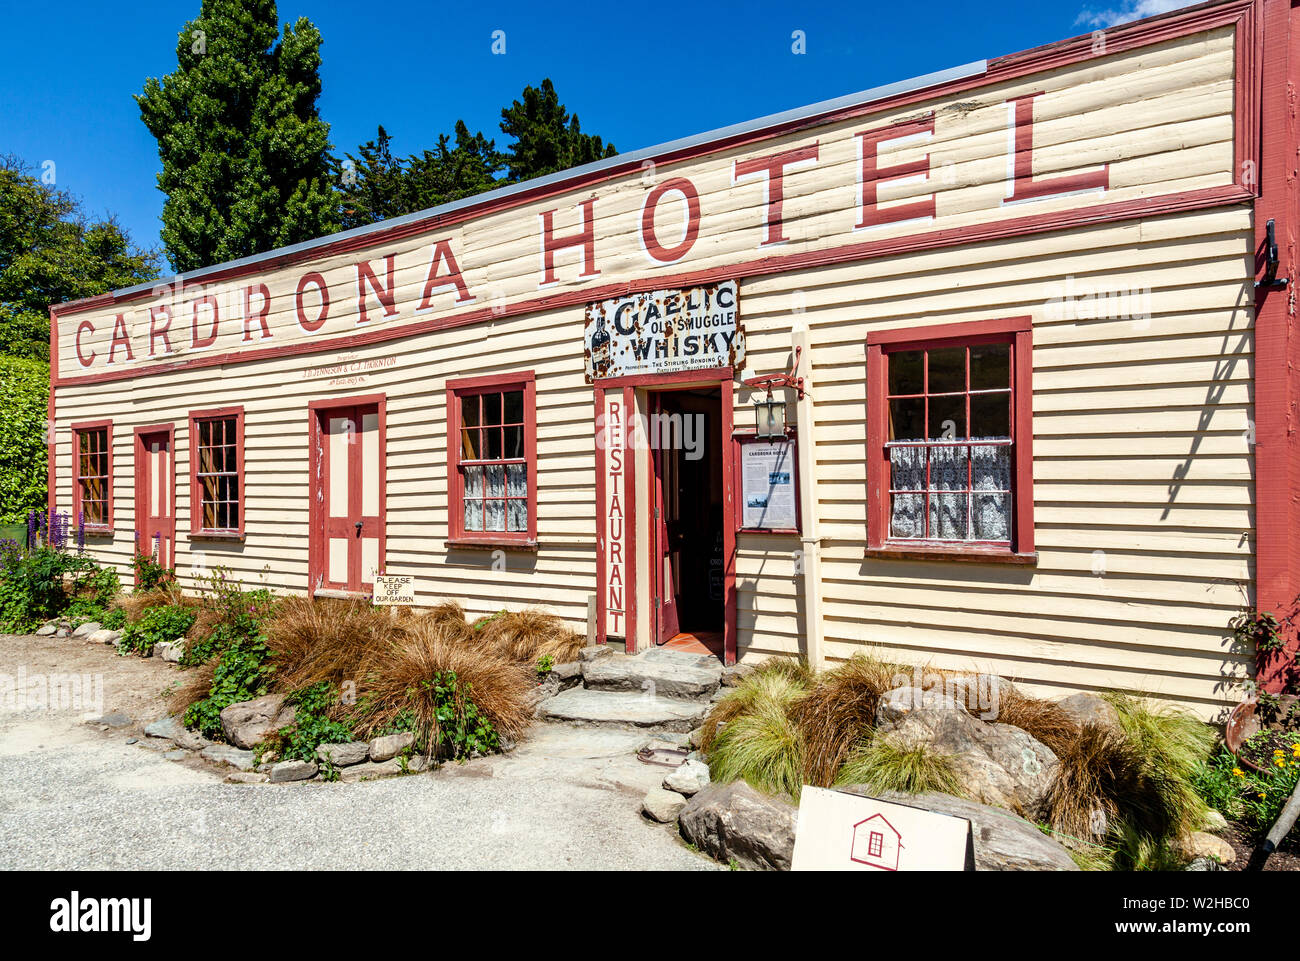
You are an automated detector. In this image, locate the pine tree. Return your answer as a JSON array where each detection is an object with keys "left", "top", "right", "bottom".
[
  {"left": 335, "top": 126, "right": 408, "bottom": 231},
  {"left": 136, "top": 0, "right": 337, "bottom": 272},
  {"left": 499, "top": 78, "right": 616, "bottom": 182}
]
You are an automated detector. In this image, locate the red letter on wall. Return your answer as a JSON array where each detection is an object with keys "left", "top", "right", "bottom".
[
  {"left": 75, "top": 320, "right": 97, "bottom": 368},
  {"left": 243, "top": 283, "right": 272, "bottom": 341},
  {"left": 539, "top": 199, "right": 600, "bottom": 286},
  {"left": 356, "top": 254, "right": 399, "bottom": 325},
  {"left": 1004, "top": 92, "right": 1108, "bottom": 204},
  {"left": 108, "top": 314, "right": 135, "bottom": 364},
  {"left": 296, "top": 272, "right": 330, "bottom": 332},
  {"left": 857, "top": 116, "right": 936, "bottom": 230},
  {"left": 641, "top": 178, "right": 701, "bottom": 263},
  {"left": 190, "top": 293, "right": 219, "bottom": 349},
  {"left": 149, "top": 304, "right": 173, "bottom": 356},
  {"left": 417, "top": 240, "right": 475, "bottom": 311},
  {"left": 733, "top": 143, "right": 818, "bottom": 246}
]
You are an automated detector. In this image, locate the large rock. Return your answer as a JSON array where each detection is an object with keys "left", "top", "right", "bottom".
[
  {"left": 582, "top": 649, "right": 722, "bottom": 698},
  {"left": 663, "top": 759, "right": 711, "bottom": 796},
  {"left": 89, "top": 628, "right": 122, "bottom": 646},
  {"left": 946, "top": 674, "right": 1017, "bottom": 720},
  {"left": 71, "top": 621, "right": 100, "bottom": 638},
  {"left": 875, "top": 686, "right": 968, "bottom": 728},
  {"left": 317, "top": 741, "right": 371, "bottom": 767},
  {"left": 878, "top": 706, "right": 1057, "bottom": 820},
  {"left": 340, "top": 759, "right": 404, "bottom": 781},
  {"left": 269, "top": 760, "right": 317, "bottom": 783},
  {"left": 219, "top": 695, "right": 297, "bottom": 750},
  {"left": 201, "top": 744, "right": 257, "bottom": 771},
  {"left": 154, "top": 640, "right": 185, "bottom": 663},
  {"left": 1177, "top": 831, "right": 1236, "bottom": 865},
  {"left": 143, "top": 715, "right": 207, "bottom": 752},
  {"left": 678, "top": 781, "right": 797, "bottom": 871},
  {"left": 369, "top": 732, "right": 415, "bottom": 761},
  {"left": 840, "top": 787, "right": 1080, "bottom": 871},
  {"left": 35, "top": 623, "right": 57, "bottom": 637},
  {"left": 1054, "top": 693, "right": 1121, "bottom": 731},
  {"left": 642, "top": 787, "right": 688, "bottom": 823}
]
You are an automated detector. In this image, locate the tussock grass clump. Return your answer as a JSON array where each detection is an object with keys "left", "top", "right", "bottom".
[
  {"left": 794, "top": 653, "right": 900, "bottom": 786},
  {"left": 480, "top": 608, "right": 583, "bottom": 664},
  {"left": 707, "top": 686, "right": 807, "bottom": 801},
  {"left": 112, "top": 584, "right": 190, "bottom": 622},
  {"left": 264, "top": 596, "right": 395, "bottom": 692},
  {"left": 996, "top": 688, "right": 1081, "bottom": 756},
  {"left": 349, "top": 618, "right": 535, "bottom": 757},
  {"left": 425, "top": 601, "right": 474, "bottom": 641},
  {"left": 1044, "top": 723, "right": 1150, "bottom": 840},
  {"left": 833, "top": 732, "right": 965, "bottom": 797},
  {"left": 698, "top": 658, "right": 810, "bottom": 752}
]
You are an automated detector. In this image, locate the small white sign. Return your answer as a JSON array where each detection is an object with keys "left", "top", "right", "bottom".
[
  {"left": 372, "top": 574, "right": 415, "bottom": 606},
  {"left": 739, "top": 436, "right": 797, "bottom": 531},
  {"left": 791, "top": 787, "right": 971, "bottom": 871}
]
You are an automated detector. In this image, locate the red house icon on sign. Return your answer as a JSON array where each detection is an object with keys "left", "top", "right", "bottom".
[{"left": 850, "top": 813, "right": 904, "bottom": 871}]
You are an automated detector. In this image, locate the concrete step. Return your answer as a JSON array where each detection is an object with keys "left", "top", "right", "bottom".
[
  {"left": 540, "top": 688, "right": 711, "bottom": 732},
  {"left": 581, "top": 648, "right": 722, "bottom": 699}
]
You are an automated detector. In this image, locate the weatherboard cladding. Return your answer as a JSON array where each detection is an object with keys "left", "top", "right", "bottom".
[{"left": 51, "top": 3, "right": 1259, "bottom": 715}]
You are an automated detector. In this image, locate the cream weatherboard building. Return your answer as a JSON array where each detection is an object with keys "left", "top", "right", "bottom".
[{"left": 48, "top": 0, "right": 1300, "bottom": 717}]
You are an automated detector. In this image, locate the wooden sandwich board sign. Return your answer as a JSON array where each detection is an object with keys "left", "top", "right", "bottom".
[
  {"left": 791, "top": 787, "right": 974, "bottom": 871},
  {"left": 372, "top": 574, "right": 415, "bottom": 606}
]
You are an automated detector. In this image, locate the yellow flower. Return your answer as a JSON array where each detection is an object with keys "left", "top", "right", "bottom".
[
  {"left": 1277, "top": 758, "right": 1287, "bottom": 767},
  {"left": 1233, "top": 767, "right": 1245, "bottom": 777}
]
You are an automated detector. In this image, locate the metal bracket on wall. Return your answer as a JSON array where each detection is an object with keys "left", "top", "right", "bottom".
[{"left": 1256, "top": 219, "right": 1289, "bottom": 290}]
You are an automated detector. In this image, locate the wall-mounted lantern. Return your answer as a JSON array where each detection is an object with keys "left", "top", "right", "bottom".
[{"left": 753, "top": 391, "right": 787, "bottom": 440}]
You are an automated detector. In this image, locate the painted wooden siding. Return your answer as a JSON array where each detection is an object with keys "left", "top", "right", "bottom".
[{"left": 733, "top": 205, "right": 1254, "bottom": 718}]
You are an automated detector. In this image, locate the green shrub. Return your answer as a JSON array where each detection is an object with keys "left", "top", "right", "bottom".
[
  {"left": 0, "top": 543, "right": 99, "bottom": 631},
  {"left": 707, "top": 676, "right": 806, "bottom": 800},
  {"left": 426, "top": 670, "right": 499, "bottom": 759},
  {"left": 0, "top": 357, "right": 50, "bottom": 523},
  {"left": 834, "top": 732, "right": 965, "bottom": 797},
  {"left": 1194, "top": 736, "right": 1300, "bottom": 837},
  {"left": 273, "top": 682, "right": 356, "bottom": 763},
  {"left": 132, "top": 550, "right": 175, "bottom": 592},
  {"left": 183, "top": 635, "right": 276, "bottom": 739},
  {"left": 117, "top": 604, "right": 195, "bottom": 657}
]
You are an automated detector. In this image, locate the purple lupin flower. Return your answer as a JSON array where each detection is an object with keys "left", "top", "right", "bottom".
[{"left": 76, "top": 510, "right": 86, "bottom": 553}]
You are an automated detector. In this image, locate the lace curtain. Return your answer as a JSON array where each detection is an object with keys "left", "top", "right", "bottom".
[{"left": 889, "top": 442, "right": 1011, "bottom": 541}]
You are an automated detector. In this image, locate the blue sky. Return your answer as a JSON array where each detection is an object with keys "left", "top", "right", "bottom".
[{"left": 0, "top": 0, "right": 1189, "bottom": 255}]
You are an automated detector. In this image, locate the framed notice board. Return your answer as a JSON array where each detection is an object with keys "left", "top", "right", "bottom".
[{"left": 732, "top": 430, "right": 800, "bottom": 534}]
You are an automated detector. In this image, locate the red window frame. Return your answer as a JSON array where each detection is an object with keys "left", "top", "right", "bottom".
[
  {"left": 868, "top": 831, "right": 884, "bottom": 859},
  {"left": 71, "top": 420, "right": 113, "bottom": 531},
  {"left": 866, "top": 317, "right": 1034, "bottom": 562},
  {"left": 445, "top": 372, "right": 537, "bottom": 548},
  {"left": 188, "top": 406, "right": 246, "bottom": 537}
]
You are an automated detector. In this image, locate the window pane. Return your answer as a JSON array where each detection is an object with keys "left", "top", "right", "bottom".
[
  {"left": 890, "top": 493, "right": 924, "bottom": 538},
  {"left": 461, "top": 395, "right": 480, "bottom": 429},
  {"left": 928, "top": 395, "right": 965, "bottom": 441},
  {"left": 929, "top": 492, "right": 968, "bottom": 540},
  {"left": 506, "top": 463, "right": 527, "bottom": 497},
  {"left": 971, "top": 445, "right": 1012, "bottom": 491},
  {"left": 972, "top": 493, "right": 1010, "bottom": 540},
  {"left": 485, "top": 499, "right": 506, "bottom": 531},
  {"left": 971, "top": 343, "right": 1010, "bottom": 391},
  {"left": 461, "top": 428, "right": 481, "bottom": 460},
  {"left": 970, "top": 393, "right": 1010, "bottom": 440},
  {"left": 483, "top": 392, "right": 502, "bottom": 426},
  {"left": 888, "top": 350, "right": 923, "bottom": 395},
  {"left": 927, "top": 347, "right": 966, "bottom": 393},
  {"left": 463, "top": 465, "right": 483, "bottom": 499},
  {"left": 503, "top": 389, "right": 523, "bottom": 424},
  {"left": 486, "top": 464, "right": 505, "bottom": 497},
  {"left": 464, "top": 494, "right": 482, "bottom": 532},
  {"left": 504, "top": 425, "right": 524, "bottom": 459},
  {"left": 507, "top": 498, "right": 527, "bottom": 532},
  {"left": 889, "top": 446, "right": 924, "bottom": 491},
  {"left": 928, "top": 445, "right": 968, "bottom": 491},
  {"left": 486, "top": 426, "right": 503, "bottom": 460},
  {"left": 79, "top": 431, "right": 90, "bottom": 454},
  {"left": 889, "top": 398, "right": 925, "bottom": 442}
]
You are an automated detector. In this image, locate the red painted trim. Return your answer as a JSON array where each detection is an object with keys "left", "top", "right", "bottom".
[
  {"left": 864, "top": 545, "right": 1037, "bottom": 565},
  {"left": 187, "top": 405, "right": 245, "bottom": 536},
  {"left": 594, "top": 366, "right": 736, "bottom": 389},
  {"left": 731, "top": 429, "right": 802, "bottom": 534},
  {"left": 721, "top": 378, "right": 737, "bottom": 666},
  {"left": 69, "top": 419, "right": 113, "bottom": 532},
  {"left": 865, "top": 315, "right": 1033, "bottom": 556},
  {"left": 624, "top": 384, "right": 638, "bottom": 654},
  {"left": 133, "top": 423, "right": 176, "bottom": 570},
  {"left": 46, "top": 307, "right": 58, "bottom": 517},
  {"left": 1253, "top": 0, "right": 1297, "bottom": 692},
  {"left": 594, "top": 390, "right": 607, "bottom": 645},
  {"left": 444, "top": 372, "right": 537, "bottom": 546}
]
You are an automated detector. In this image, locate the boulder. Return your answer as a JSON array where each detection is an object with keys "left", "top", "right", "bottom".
[
  {"left": 219, "top": 695, "right": 297, "bottom": 750},
  {"left": 89, "top": 628, "right": 122, "bottom": 646},
  {"left": 579, "top": 644, "right": 612, "bottom": 661},
  {"left": 720, "top": 663, "right": 756, "bottom": 688},
  {"left": 71, "top": 621, "right": 100, "bottom": 638},
  {"left": 551, "top": 661, "right": 583, "bottom": 682},
  {"left": 154, "top": 640, "right": 185, "bottom": 663},
  {"left": 407, "top": 754, "right": 431, "bottom": 772},
  {"left": 663, "top": 759, "right": 711, "bottom": 797},
  {"left": 678, "top": 781, "right": 797, "bottom": 871},
  {"left": 1176, "top": 831, "right": 1236, "bottom": 865},
  {"left": 642, "top": 787, "right": 688, "bottom": 823},
  {"left": 316, "top": 741, "right": 370, "bottom": 767},
  {"left": 225, "top": 772, "right": 269, "bottom": 784},
  {"left": 1201, "top": 809, "right": 1230, "bottom": 835},
  {"left": 340, "top": 759, "right": 404, "bottom": 781},
  {"left": 840, "top": 787, "right": 1080, "bottom": 871},
  {"left": 1054, "top": 692, "right": 1122, "bottom": 731},
  {"left": 200, "top": 744, "right": 257, "bottom": 771},
  {"left": 879, "top": 707, "right": 1057, "bottom": 820},
  {"left": 688, "top": 727, "right": 706, "bottom": 750},
  {"left": 946, "top": 674, "right": 1017, "bottom": 720},
  {"left": 35, "top": 623, "right": 57, "bottom": 637},
  {"left": 875, "top": 686, "right": 968, "bottom": 728},
  {"left": 90, "top": 712, "right": 132, "bottom": 729},
  {"left": 269, "top": 760, "right": 317, "bottom": 783},
  {"left": 369, "top": 731, "right": 415, "bottom": 761},
  {"left": 143, "top": 715, "right": 207, "bottom": 752}
]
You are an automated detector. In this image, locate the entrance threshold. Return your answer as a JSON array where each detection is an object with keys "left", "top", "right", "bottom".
[{"left": 662, "top": 631, "right": 724, "bottom": 659}]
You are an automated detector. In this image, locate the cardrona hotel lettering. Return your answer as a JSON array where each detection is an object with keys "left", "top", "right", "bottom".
[{"left": 70, "top": 92, "right": 1105, "bottom": 373}]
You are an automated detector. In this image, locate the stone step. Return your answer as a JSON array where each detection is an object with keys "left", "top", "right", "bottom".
[
  {"left": 540, "top": 688, "right": 711, "bottom": 732},
  {"left": 581, "top": 648, "right": 722, "bottom": 699}
]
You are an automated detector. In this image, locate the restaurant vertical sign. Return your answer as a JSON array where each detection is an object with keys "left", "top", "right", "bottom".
[{"left": 602, "top": 389, "right": 628, "bottom": 639}]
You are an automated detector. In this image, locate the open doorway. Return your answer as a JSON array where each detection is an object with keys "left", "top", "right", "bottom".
[{"left": 651, "top": 387, "right": 724, "bottom": 656}]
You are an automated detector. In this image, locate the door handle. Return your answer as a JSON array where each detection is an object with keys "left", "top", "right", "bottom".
[{"left": 354, "top": 521, "right": 363, "bottom": 535}]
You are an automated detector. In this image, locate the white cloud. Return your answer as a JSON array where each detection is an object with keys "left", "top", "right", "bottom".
[{"left": 1074, "top": 0, "right": 1194, "bottom": 29}]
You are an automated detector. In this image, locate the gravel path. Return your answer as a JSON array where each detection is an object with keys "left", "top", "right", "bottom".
[{"left": 0, "top": 632, "right": 716, "bottom": 871}]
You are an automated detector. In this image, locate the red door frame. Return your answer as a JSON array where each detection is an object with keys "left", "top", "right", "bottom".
[
  {"left": 593, "top": 367, "right": 737, "bottom": 664},
  {"left": 133, "top": 424, "right": 176, "bottom": 574},
  {"left": 307, "top": 394, "right": 387, "bottom": 595},
  {"left": 650, "top": 392, "right": 681, "bottom": 644}
]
